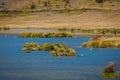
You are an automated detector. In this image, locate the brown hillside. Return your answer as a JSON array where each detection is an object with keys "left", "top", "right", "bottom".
[{"left": 0, "top": 0, "right": 120, "bottom": 10}]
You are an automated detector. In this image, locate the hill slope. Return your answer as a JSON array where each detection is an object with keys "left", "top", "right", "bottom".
[
  {"left": 0, "top": 0, "right": 119, "bottom": 29},
  {"left": 0, "top": 0, "right": 120, "bottom": 10}
]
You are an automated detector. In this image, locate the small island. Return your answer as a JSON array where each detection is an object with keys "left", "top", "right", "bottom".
[
  {"left": 19, "top": 32, "right": 72, "bottom": 38},
  {"left": 22, "top": 43, "right": 76, "bottom": 56},
  {"left": 51, "top": 48, "right": 76, "bottom": 56},
  {"left": 81, "top": 36, "right": 120, "bottom": 48},
  {"left": 102, "top": 62, "right": 120, "bottom": 78}
]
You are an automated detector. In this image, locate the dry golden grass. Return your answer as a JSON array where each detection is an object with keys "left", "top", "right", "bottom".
[{"left": 0, "top": 10, "right": 120, "bottom": 29}]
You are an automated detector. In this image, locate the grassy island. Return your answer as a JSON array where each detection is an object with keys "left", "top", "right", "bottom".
[
  {"left": 81, "top": 36, "right": 120, "bottom": 48},
  {"left": 101, "top": 62, "right": 120, "bottom": 79},
  {"left": 22, "top": 43, "right": 76, "bottom": 56},
  {"left": 22, "top": 42, "right": 39, "bottom": 52},
  {"left": 50, "top": 48, "right": 76, "bottom": 56},
  {"left": 19, "top": 32, "right": 72, "bottom": 38}
]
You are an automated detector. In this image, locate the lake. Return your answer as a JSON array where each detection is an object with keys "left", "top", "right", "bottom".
[{"left": 0, "top": 34, "right": 120, "bottom": 80}]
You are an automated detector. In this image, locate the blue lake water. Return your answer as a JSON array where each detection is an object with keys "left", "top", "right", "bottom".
[{"left": 0, "top": 35, "right": 120, "bottom": 80}]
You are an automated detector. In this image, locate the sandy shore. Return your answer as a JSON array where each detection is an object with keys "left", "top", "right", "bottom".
[{"left": 0, "top": 10, "right": 120, "bottom": 29}]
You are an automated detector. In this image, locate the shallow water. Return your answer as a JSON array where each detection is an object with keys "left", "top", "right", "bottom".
[{"left": 0, "top": 35, "right": 120, "bottom": 80}]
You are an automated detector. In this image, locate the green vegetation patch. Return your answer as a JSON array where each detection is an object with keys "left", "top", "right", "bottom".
[
  {"left": 58, "top": 28, "right": 120, "bottom": 35},
  {"left": 101, "top": 62, "right": 120, "bottom": 79},
  {"left": 22, "top": 42, "right": 39, "bottom": 52},
  {"left": 102, "top": 73, "right": 120, "bottom": 78},
  {"left": 19, "top": 32, "right": 72, "bottom": 38},
  {"left": 81, "top": 36, "right": 120, "bottom": 48},
  {"left": 51, "top": 48, "right": 76, "bottom": 56},
  {"left": 22, "top": 42, "right": 76, "bottom": 56}
]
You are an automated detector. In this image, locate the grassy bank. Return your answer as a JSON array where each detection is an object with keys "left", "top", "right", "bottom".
[{"left": 81, "top": 36, "right": 120, "bottom": 48}]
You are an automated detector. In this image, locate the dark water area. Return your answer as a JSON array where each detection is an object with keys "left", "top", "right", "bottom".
[{"left": 0, "top": 35, "right": 120, "bottom": 80}]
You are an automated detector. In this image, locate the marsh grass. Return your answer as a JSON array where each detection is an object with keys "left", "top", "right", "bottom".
[
  {"left": 58, "top": 28, "right": 120, "bottom": 35},
  {"left": 22, "top": 42, "right": 76, "bottom": 56},
  {"left": 19, "top": 32, "right": 72, "bottom": 38},
  {"left": 81, "top": 37, "right": 120, "bottom": 48},
  {"left": 102, "top": 62, "right": 120, "bottom": 78},
  {"left": 102, "top": 73, "right": 120, "bottom": 78},
  {"left": 51, "top": 48, "right": 76, "bottom": 56}
]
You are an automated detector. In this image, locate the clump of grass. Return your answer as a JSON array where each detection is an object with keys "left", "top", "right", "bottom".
[
  {"left": 101, "top": 62, "right": 120, "bottom": 78},
  {"left": 51, "top": 48, "right": 76, "bottom": 56},
  {"left": 39, "top": 43, "right": 67, "bottom": 51},
  {"left": 22, "top": 42, "right": 39, "bottom": 52},
  {"left": 102, "top": 73, "right": 120, "bottom": 78},
  {"left": 19, "top": 32, "right": 72, "bottom": 38},
  {"left": 57, "top": 28, "right": 120, "bottom": 35},
  {"left": 58, "top": 28, "right": 68, "bottom": 31},
  {"left": 103, "top": 62, "right": 116, "bottom": 73},
  {"left": 22, "top": 42, "right": 76, "bottom": 56},
  {"left": 81, "top": 36, "right": 120, "bottom": 48}
]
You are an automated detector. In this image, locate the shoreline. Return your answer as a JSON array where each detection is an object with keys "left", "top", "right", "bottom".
[
  {"left": 0, "top": 28, "right": 120, "bottom": 37},
  {"left": 0, "top": 32, "right": 120, "bottom": 37}
]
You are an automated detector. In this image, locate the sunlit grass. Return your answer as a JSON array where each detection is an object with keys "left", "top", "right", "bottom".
[
  {"left": 22, "top": 42, "right": 76, "bottom": 56},
  {"left": 19, "top": 32, "right": 72, "bottom": 38},
  {"left": 81, "top": 36, "right": 120, "bottom": 48}
]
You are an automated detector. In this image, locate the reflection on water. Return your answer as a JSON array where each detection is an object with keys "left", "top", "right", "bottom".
[{"left": 0, "top": 35, "right": 120, "bottom": 80}]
